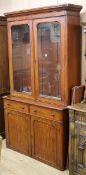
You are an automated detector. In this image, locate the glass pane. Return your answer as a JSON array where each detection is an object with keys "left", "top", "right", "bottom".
[
  {"left": 37, "top": 22, "right": 61, "bottom": 98},
  {"left": 11, "top": 24, "right": 31, "bottom": 93}
]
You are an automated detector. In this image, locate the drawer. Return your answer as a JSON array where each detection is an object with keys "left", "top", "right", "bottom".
[
  {"left": 30, "top": 105, "right": 64, "bottom": 121},
  {"left": 4, "top": 100, "right": 29, "bottom": 113}
]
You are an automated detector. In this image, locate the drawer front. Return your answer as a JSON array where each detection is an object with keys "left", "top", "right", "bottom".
[
  {"left": 30, "top": 105, "right": 64, "bottom": 121},
  {"left": 4, "top": 100, "right": 29, "bottom": 113}
]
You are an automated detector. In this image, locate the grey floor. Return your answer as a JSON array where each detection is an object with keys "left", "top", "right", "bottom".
[{"left": 0, "top": 140, "right": 69, "bottom": 175}]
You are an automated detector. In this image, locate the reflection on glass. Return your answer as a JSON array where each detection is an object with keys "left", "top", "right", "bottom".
[
  {"left": 37, "top": 22, "right": 61, "bottom": 98},
  {"left": 11, "top": 24, "right": 32, "bottom": 93}
]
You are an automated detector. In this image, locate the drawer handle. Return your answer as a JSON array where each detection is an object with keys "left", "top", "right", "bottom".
[
  {"left": 22, "top": 107, "right": 25, "bottom": 110},
  {"left": 51, "top": 114, "right": 55, "bottom": 117},
  {"left": 7, "top": 104, "right": 11, "bottom": 107},
  {"left": 33, "top": 110, "right": 37, "bottom": 112}
]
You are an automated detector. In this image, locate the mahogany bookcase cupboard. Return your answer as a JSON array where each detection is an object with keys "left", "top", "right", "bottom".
[
  {"left": 4, "top": 4, "right": 82, "bottom": 170},
  {"left": 0, "top": 17, "right": 9, "bottom": 137}
]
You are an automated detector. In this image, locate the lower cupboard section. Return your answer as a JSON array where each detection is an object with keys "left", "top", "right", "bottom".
[{"left": 4, "top": 103, "right": 69, "bottom": 171}]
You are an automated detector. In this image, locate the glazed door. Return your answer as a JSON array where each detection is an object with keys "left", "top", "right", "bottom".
[
  {"left": 8, "top": 20, "right": 35, "bottom": 98},
  {"left": 5, "top": 109, "right": 31, "bottom": 155},
  {"left": 33, "top": 17, "right": 65, "bottom": 105}
]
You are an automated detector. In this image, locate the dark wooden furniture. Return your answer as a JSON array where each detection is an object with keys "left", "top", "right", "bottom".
[
  {"left": 4, "top": 4, "right": 82, "bottom": 170},
  {"left": 0, "top": 17, "right": 9, "bottom": 137},
  {"left": 69, "top": 103, "right": 86, "bottom": 175},
  {"left": 71, "top": 86, "right": 85, "bottom": 105}
]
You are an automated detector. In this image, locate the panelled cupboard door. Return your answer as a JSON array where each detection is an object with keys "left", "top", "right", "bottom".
[
  {"left": 5, "top": 109, "right": 31, "bottom": 155},
  {"left": 69, "top": 117, "right": 86, "bottom": 175},
  {"left": 33, "top": 17, "right": 66, "bottom": 106},
  {"left": 31, "top": 115, "right": 65, "bottom": 170},
  {"left": 7, "top": 20, "right": 35, "bottom": 98}
]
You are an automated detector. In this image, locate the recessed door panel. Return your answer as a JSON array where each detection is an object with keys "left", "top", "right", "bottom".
[
  {"left": 31, "top": 115, "right": 64, "bottom": 169},
  {"left": 6, "top": 110, "right": 31, "bottom": 155}
]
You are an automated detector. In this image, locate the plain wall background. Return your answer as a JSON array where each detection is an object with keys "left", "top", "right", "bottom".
[
  {"left": 0, "top": 0, "right": 86, "bottom": 15},
  {"left": 0, "top": 0, "right": 58, "bottom": 15},
  {"left": 0, "top": 0, "right": 86, "bottom": 23},
  {"left": 0, "top": 0, "right": 86, "bottom": 22}
]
